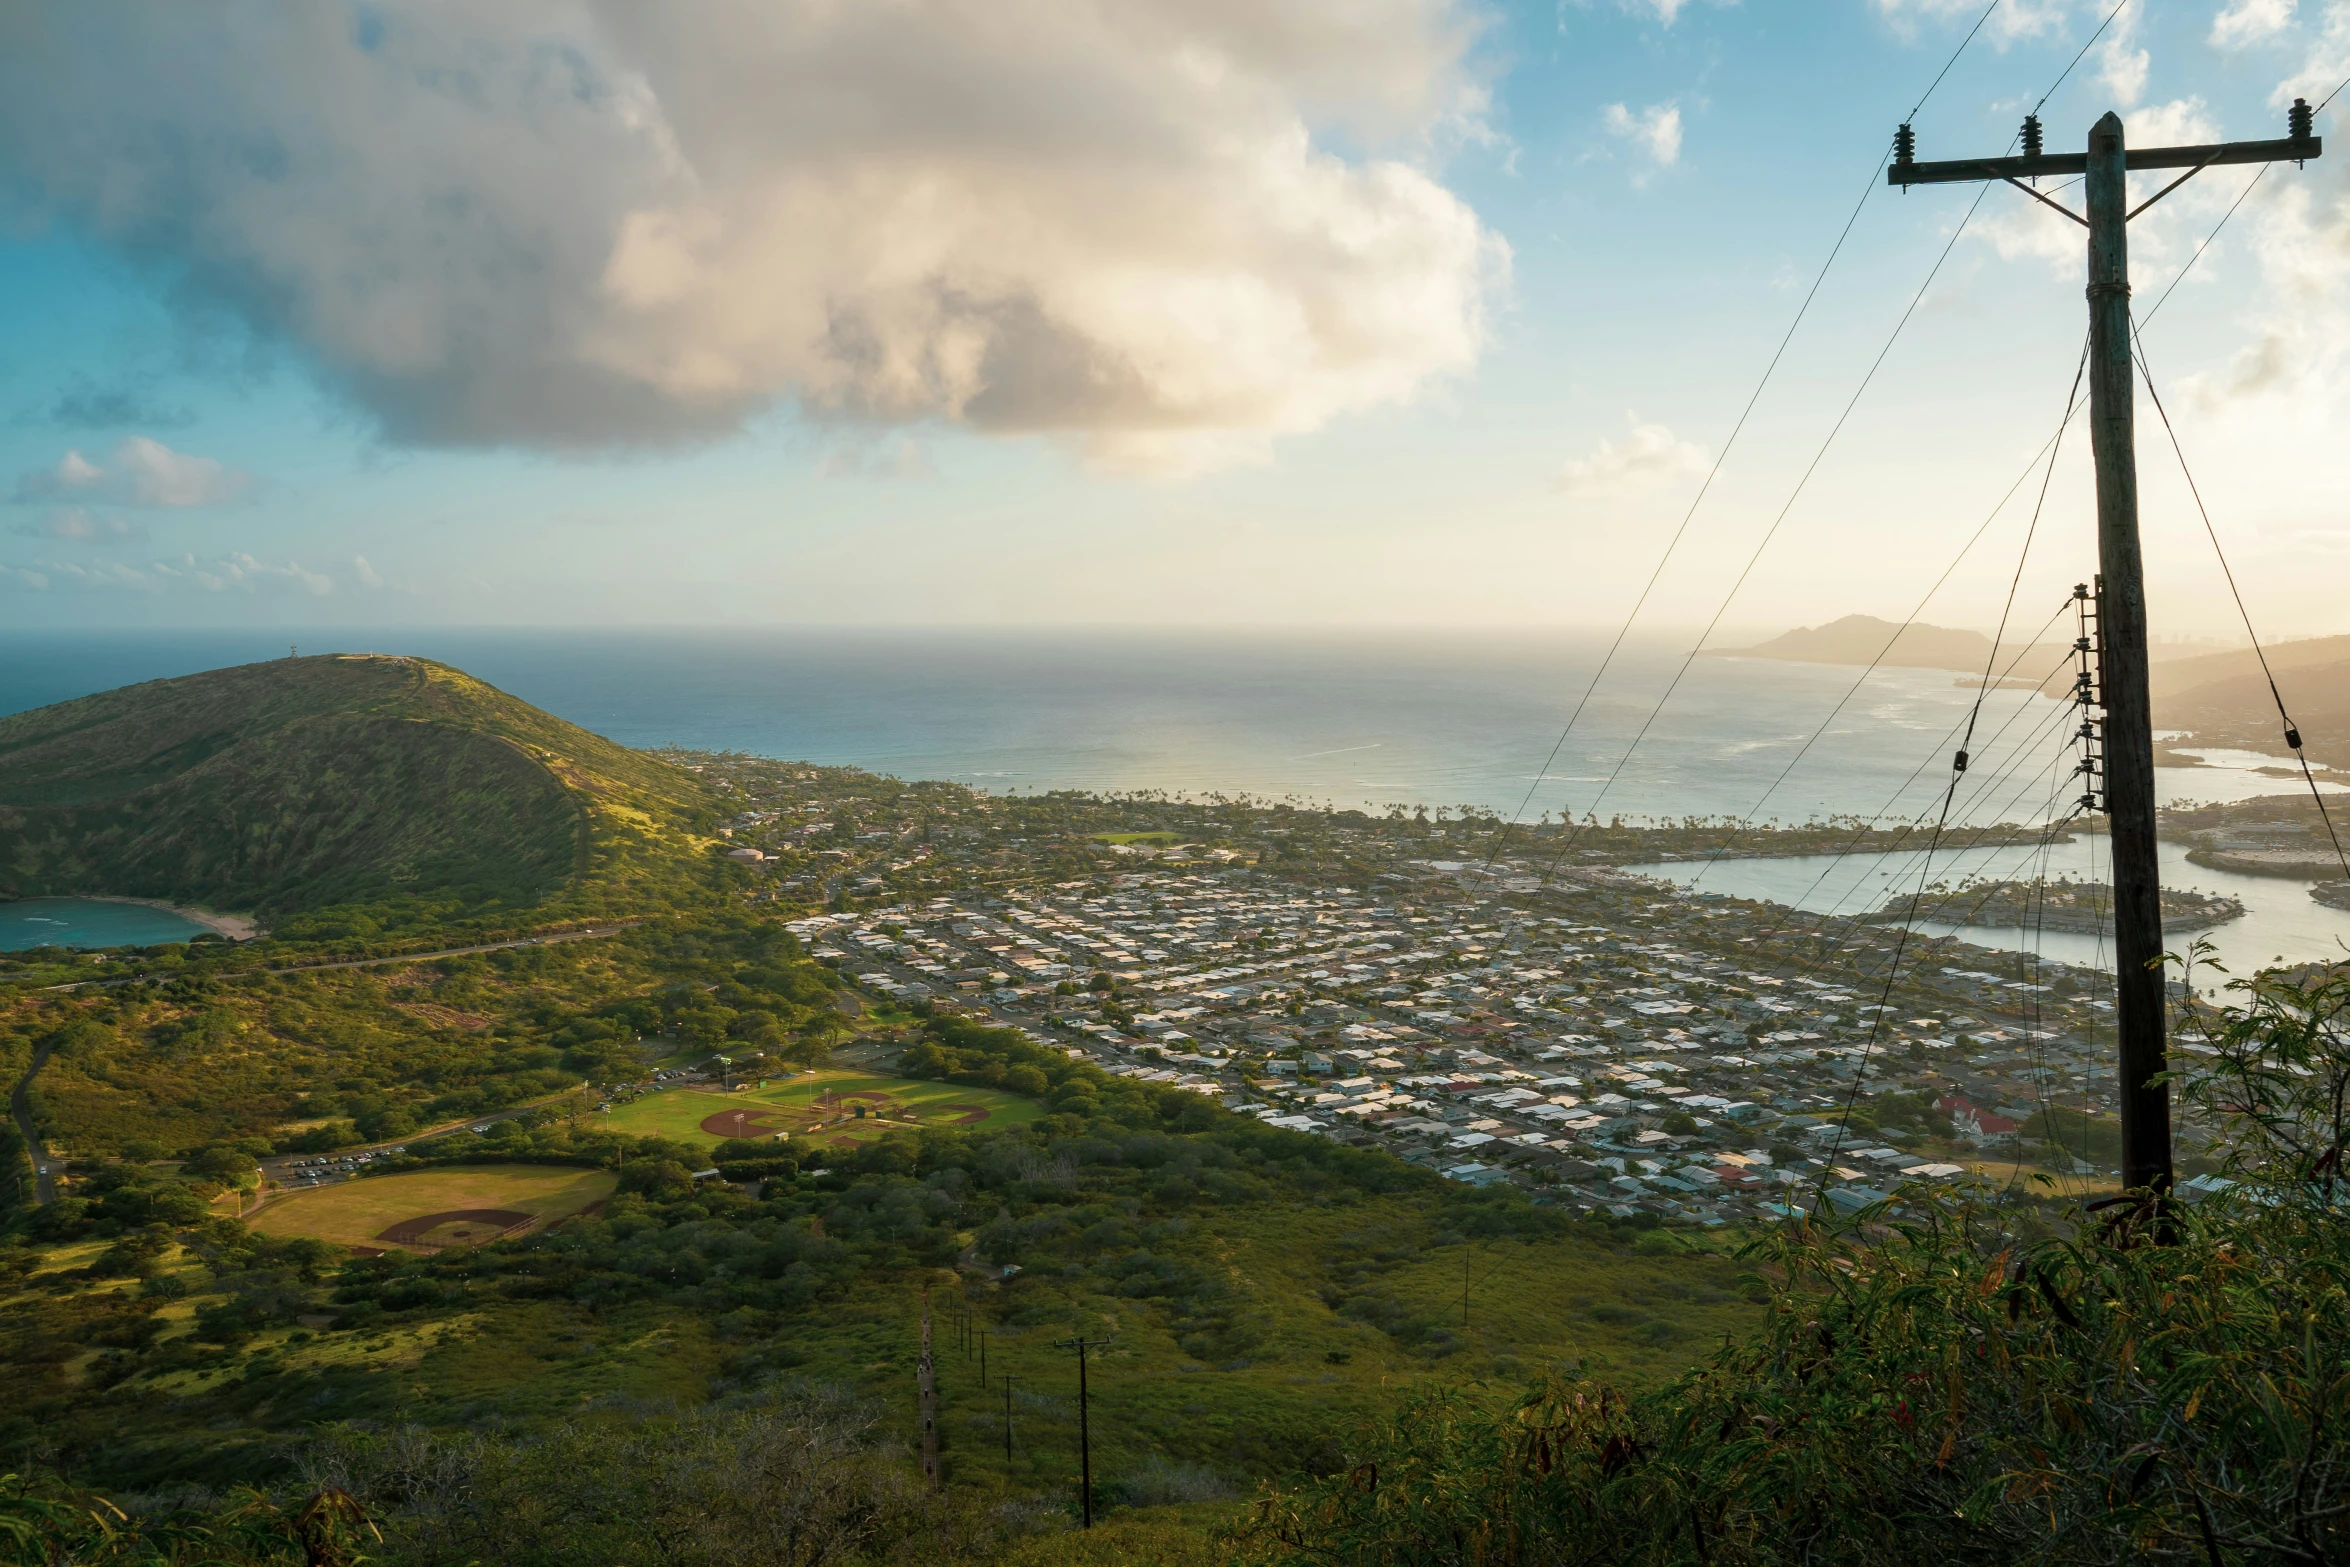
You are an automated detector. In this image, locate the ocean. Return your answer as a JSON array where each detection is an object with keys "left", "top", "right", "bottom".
[{"left": 4, "top": 627, "right": 2344, "bottom": 971}]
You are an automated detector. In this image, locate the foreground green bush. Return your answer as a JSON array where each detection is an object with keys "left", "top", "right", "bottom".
[{"left": 1236, "top": 966, "right": 2350, "bottom": 1565}]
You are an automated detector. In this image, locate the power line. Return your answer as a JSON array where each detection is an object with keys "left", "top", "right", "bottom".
[
  {"left": 1914, "top": 0, "right": 2005, "bottom": 120},
  {"left": 2140, "top": 78, "right": 2348, "bottom": 325},
  {"left": 1812, "top": 733, "right": 2090, "bottom": 1211},
  {"left": 1529, "top": 21, "right": 2124, "bottom": 894},
  {"left": 1711, "top": 667, "right": 2097, "bottom": 1069},
  {"left": 2141, "top": 165, "right": 2268, "bottom": 324},
  {"left": 1647, "top": 642, "right": 2086, "bottom": 1037},
  {"left": 1964, "top": 336, "right": 2091, "bottom": 753},
  {"left": 1472, "top": 158, "right": 1879, "bottom": 885},
  {"left": 1534, "top": 177, "right": 1999, "bottom": 888},
  {"left": 2036, "top": 0, "right": 2135, "bottom": 116},
  {"left": 1466, "top": 4, "right": 2007, "bottom": 889},
  {"left": 1681, "top": 626, "right": 2082, "bottom": 966},
  {"left": 1680, "top": 342, "right": 2093, "bottom": 894}
]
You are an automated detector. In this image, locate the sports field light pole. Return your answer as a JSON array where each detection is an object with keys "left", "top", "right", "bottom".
[
  {"left": 1888, "top": 101, "right": 2321, "bottom": 1208},
  {"left": 1052, "top": 1334, "right": 1112, "bottom": 1528}
]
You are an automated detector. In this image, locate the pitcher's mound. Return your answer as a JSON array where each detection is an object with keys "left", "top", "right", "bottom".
[
  {"left": 700, "top": 1107, "right": 796, "bottom": 1139},
  {"left": 377, "top": 1208, "right": 533, "bottom": 1247}
]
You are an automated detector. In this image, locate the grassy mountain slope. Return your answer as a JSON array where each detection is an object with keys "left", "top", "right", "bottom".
[
  {"left": 0, "top": 655, "right": 714, "bottom": 915},
  {"left": 2147, "top": 634, "right": 2350, "bottom": 769}
]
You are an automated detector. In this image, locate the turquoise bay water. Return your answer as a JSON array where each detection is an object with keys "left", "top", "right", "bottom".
[
  {"left": 0, "top": 898, "right": 212, "bottom": 952},
  {"left": 1629, "top": 838, "right": 2350, "bottom": 997}
]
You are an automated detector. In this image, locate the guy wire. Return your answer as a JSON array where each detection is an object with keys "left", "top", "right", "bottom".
[{"left": 2127, "top": 323, "right": 2350, "bottom": 881}]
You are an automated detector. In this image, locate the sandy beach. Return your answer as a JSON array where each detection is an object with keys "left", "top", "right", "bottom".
[{"left": 85, "top": 896, "right": 260, "bottom": 942}]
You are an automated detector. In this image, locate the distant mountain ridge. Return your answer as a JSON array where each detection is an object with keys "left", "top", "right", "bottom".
[
  {"left": 1708, "top": 615, "right": 2065, "bottom": 678},
  {"left": 0, "top": 655, "right": 716, "bottom": 918},
  {"left": 2147, "top": 633, "right": 2350, "bottom": 771},
  {"left": 1713, "top": 617, "right": 2350, "bottom": 769}
]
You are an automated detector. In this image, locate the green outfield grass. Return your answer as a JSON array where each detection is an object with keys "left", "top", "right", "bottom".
[
  {"left": 249, "top": 1164, "right": 618, "bottom": 1251},
  {"left": 596, "top": 1071, "right": 1045, "bottom": 1151}
]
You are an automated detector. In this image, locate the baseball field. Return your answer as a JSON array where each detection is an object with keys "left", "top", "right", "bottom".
[
  {"left": 249, "top": 1164, "right": 618, "bottom": 1253},
  {"left": 596, "top": 1071, "right": 1042, "bottom": 1151}
]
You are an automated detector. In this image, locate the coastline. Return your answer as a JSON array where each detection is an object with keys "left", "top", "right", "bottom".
[{"left": 81, "top": 895, "right": 260, "bottom": 942}]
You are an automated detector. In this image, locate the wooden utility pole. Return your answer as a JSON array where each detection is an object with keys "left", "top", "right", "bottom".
[
  {"left": 2082, "top": 114, "right": 2169, "bottom": 1202},
  {"left": 1052, "top": 1334, "right": 1110, "bottom": 1528},
  {"left": 918, "top": 1291, "right": 940, "bottom": 1488},
  {"left": 1890, "top": 103, "right": 2322, "bottom": 1202}
]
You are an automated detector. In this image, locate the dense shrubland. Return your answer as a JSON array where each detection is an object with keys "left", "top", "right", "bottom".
[{"left": 1, "top": 913, "right": 841, "bottom": 1167}]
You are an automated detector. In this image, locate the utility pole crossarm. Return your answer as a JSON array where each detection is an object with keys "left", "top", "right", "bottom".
[{"left": 1892, "top": 131, "right": 2318, "bottom": 187}]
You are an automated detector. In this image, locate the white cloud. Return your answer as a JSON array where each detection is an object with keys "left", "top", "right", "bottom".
[
  {"left": 11, "top": 437, "right": 255, "bottom": 508},
  {"left": 2095, "top": 1, "right": 2150, "bottom": 106},
  {"left": 1870, "top": 0, "right": 2072, "bottom": 46},
  {"left": 817, "top": 435, "right": 939, "bottom": 480},
  {"left": 1561, "top": 0, "right": 1697, "bottom": 28},
  {"left": 354, "top": 554, "right": 384, "bottom": 589},
  {"left": 2, "top": 552, "right": 334, "bottom": 596},
  {"left": 0, "top": 2, "right": 1506, "bottom": 475},
  {"left": 2275, "top": 0, "right": 2350, "bottom": 104},
  {"left": 2212, "top": 0, "right": 2295, "bottom": 48},
  {"left": 1602, "top": 101, "right": 1683, "bottom": 169},
  {"left": 1557, "top": 415, "right": 1708, "bottom": 496},
  {"left": 9, "top": 508, "right": 147, "bottom": 543}
]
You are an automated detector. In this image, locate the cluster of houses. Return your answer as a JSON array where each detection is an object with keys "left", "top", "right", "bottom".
[{"left": 787, "top": 856, "right": 2135, "bottom": 1223}]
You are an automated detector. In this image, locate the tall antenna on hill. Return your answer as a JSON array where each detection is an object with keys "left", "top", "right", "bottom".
[{"left": 1889, "top": 101, "right": 2324, "bottom": 1212}]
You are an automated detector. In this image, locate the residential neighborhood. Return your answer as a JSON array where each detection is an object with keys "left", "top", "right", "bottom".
[{"left": 659, "top": 750, "right": 2192, "bottom": 1223}]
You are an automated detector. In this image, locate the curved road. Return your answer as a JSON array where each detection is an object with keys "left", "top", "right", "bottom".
[
  {"left": 36, "top": 921, "right": 642, "bottom": 994},
  {"left": 8, "top": 1042, "right": 57, "bottom": 1205}
]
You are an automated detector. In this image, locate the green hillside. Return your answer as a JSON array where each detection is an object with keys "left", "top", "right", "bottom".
[{"left": 0, "top": 655, "right": 715, "bottom": 916}]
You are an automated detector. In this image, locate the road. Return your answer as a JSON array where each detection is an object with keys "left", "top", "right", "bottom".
[
  {"left": 261, "top": 921, "right": 641, "bottom": 977},
  {"left": 8, "top": 1042, "right": 57, "bottom": 1205},
  {"left": 32, "top": 921, "right": 642, "bottom": 993}
]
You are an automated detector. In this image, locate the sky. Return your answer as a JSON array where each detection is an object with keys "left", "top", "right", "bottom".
[{"left": 1, "top": 0, "right": 2346, "bottom": 640}]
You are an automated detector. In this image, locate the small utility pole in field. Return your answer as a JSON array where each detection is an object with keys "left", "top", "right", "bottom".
[
  {"left": 1052, "top": 1334, "right": 1112, "bottom": 1528},
  {"left": 1889, "top": 102, "right": 2322, "bottom": 1206},
  {"left": 918, "top": 1291, "right": 940, "bottom": 1488}
]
